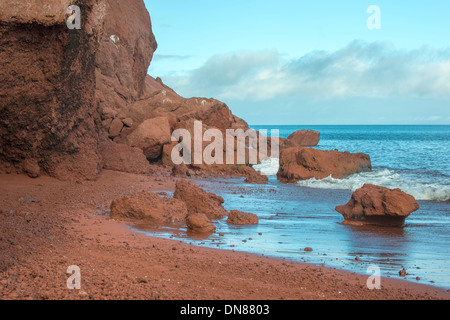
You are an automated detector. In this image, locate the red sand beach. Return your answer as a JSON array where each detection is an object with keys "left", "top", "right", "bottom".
[{"left": 1, "top": 170, "right": 448, "bottom": 300}]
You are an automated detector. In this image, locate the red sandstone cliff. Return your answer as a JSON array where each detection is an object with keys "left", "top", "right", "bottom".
[{"left": 0, "top": 0, "right": 250, "bottom": 180}]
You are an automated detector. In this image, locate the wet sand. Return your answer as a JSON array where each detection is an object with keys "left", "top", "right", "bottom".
[{"left": 0, "top": 170, "right": 449, "bottom": 300}]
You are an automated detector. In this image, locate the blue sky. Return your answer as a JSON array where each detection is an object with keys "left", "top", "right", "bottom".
[{"left": 144, "top": 0, "right": 450, "bottom": 125}]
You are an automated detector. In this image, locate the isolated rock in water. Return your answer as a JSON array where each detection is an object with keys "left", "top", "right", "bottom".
[
  {"left": 277, "top": 146, "right": 371, "bottom": 183},
  {"left": 99, "top": 137, "right": 151, "bottom": 174},
  {"left": 244, "top": 172, "right": 269, "bottom": 184},
  {"left": 173, "top": 180, "right": 228, "bottom": 220},
  {"left": 186, "top": 213, "right": 216, "bottom": 234},
  {"left": 227, "top": 210, "right": 259, "bottom": 225},
  {"left": 287, "top": 130, "right": 320, "bottom": 147},
  {"left": 125, "top": 117, "right": 171, "bottom": 160},
  {"left": 335, "top": 184, "right": 420, "bottom": 227},
  {"left": 110, "top": 191, "right": 187, "bottom": 225}
]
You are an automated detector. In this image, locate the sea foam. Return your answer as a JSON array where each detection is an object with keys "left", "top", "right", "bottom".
[
  {"left": 296, "top": 169, "right": 450, "bottom": 202},
  {"left": 254, "top": 158, "right": 450, "bottom": 202}
]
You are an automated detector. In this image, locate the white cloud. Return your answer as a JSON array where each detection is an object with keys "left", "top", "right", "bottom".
[{"left": 163, "top": 40, "right": 450, "bottom": 101}]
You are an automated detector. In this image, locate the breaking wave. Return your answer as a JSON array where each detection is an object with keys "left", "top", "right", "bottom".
[
  {"left": 254, "top": 158, "right": 450, "bottom": 202},
  {"left": 253, "top": 157, "right": 279, "bottom": 176},
  {"left": 296, "top": 169, "right": 450, "bottom": 202}
]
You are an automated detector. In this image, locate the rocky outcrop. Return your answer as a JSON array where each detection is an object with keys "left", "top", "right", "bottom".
[
  {"left": 95, "top": 0, "right": 157, "bottom": 109},
  {"left": 0, "top": 0, "right": 261, "bottom": 180},
  {"left": 287, "top": 130, "right": 320, "bottom": 147},
  {"left": 173, "top": 180, "right": 228, "bottom": 220},
  {"left": 277, "top": 146, "right": 372, "bottom": 183},
  {"left": 0, "top": 0, "right": 157, "bottom": 180},
  {"left": 227, "top": 210, "right": 259, "bottom": 225},
  {"left": 335, "top": 184, "right": 420, "bottom": 227},
  {"left": 110, "top": 191, "right": 188, "bottom": 225},
  {"left": 158, "top": 118, "right": 267, "bottom": 177}
]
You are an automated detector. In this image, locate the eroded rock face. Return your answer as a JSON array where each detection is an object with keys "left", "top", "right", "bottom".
[
  {"left": 0, "top": 0, "right": 106, "bottom": 180},
  {"left": 95, "top": 0, "right": 157, "bottom": 108},
  {"left": 0, "top": 0, "right": 158, "bottom": 181},
  {"left": 110, "top": 191, "right": 188, "bottom": 225},
  {"left": 173, "top": 180, "right": 228, "bottom": 220},
  {"left": 277, "top": 146, "right": 372, "bottom": 183},
  {"left": 335, "top": 184, "right": 420, "bottom": 227},
  {"left": 287, "top": 130, "right": 320, "bottom": 147}
]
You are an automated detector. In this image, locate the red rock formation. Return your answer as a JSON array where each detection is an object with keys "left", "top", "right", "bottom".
[
  {"left": 244, "top": 172, "right": 269, "bottom": 184},
  {"left": 186, "top": 213, "right": 216, "bottom": 234},
  {"left": 0, "top": 0, "right": 258, "bottom": 180},
  {"left": 0, "top": 0, "right": 157, "bottom": 180},
  {"left": 159, "top": 118, "right": 266, "bottom": 177},
  {"left": 277, "top": 146, "right": 371, "bottom": 183},
  {"left": 125, "top": 117, "right": 171, "bottom": 160},
  {"left": 335, "top": 184, "right": 420, "bottom": 227},
  {"left": 110, "top": 191, "right": 188, "bottom": 225},
  {"left": 95, "top": 0, "right": 157, "bottom": 109},
  {"left": 173, "top": 180, "right": 228, "bottom": 220},
  {"left": 227, "top": 210, "right": 259, "bottom": 225},
  {"left": 98, "top": 137, "right": 151, "bottom": 174},
  {"left": 287, "top": 130, "right": 320, "bottom": 147},
  {"left": 0, "top": 0, "right": 108, "bottom": 180}
]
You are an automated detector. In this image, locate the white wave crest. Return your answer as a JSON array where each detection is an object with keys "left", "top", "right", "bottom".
[
  {"left": 253, "top": 157, "right": 450, "bottom": 202},
  {"left": 253, "top": 157, "right": 279, "bottom": 176},
  {"left": 296, "top": 169, "right": 450, "bottom": 202}
]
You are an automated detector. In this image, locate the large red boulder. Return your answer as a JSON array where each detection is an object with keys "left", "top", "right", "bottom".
[
  {"left": 99, "top": 137, "right": 151, "bottom": 174},
  {"left": 125, "top": 117, "right": 171, "bottom": 160},
  {"left": 173, "top": 180, "right": 228, "bottom": 220},
  {"left": 95, "top": 0, "right": 157, "bottom": 108},
  {"left": 335, "top": 184, "right": 420, "bottom": 227},
  {"left": 287, "top": 130, "right": 320, "bottom": 147},
  {"left": 227, "top": 210, "right": 259, "bottom": 225},
  {"left": 186, "top": 213, "right": 216, "bottom": 234},
  {"left": 110, "top": 191, "right": 188, "bottom": 225},
  {"left": 277, "top": 146, "right": 371, "bottom": 182}
]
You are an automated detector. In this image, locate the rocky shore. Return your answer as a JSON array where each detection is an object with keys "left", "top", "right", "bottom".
[
  {"left": 1, "top": 170, "right": 449, "bottom": 300},
  {"left": 0, "top": 0, "right": 447, "bottom": 301}
]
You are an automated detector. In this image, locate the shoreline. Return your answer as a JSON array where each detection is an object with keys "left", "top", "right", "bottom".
[
  {"left": 133, "top": 175, "right": 450, "bottom": 290},
  {"left": 1, "top": 170, "right": 449, "bottom": 300}
]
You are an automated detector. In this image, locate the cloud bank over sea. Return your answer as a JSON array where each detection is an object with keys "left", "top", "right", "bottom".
[{"left": 165, "top": 41, "right": 450, "bottom": 102}]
